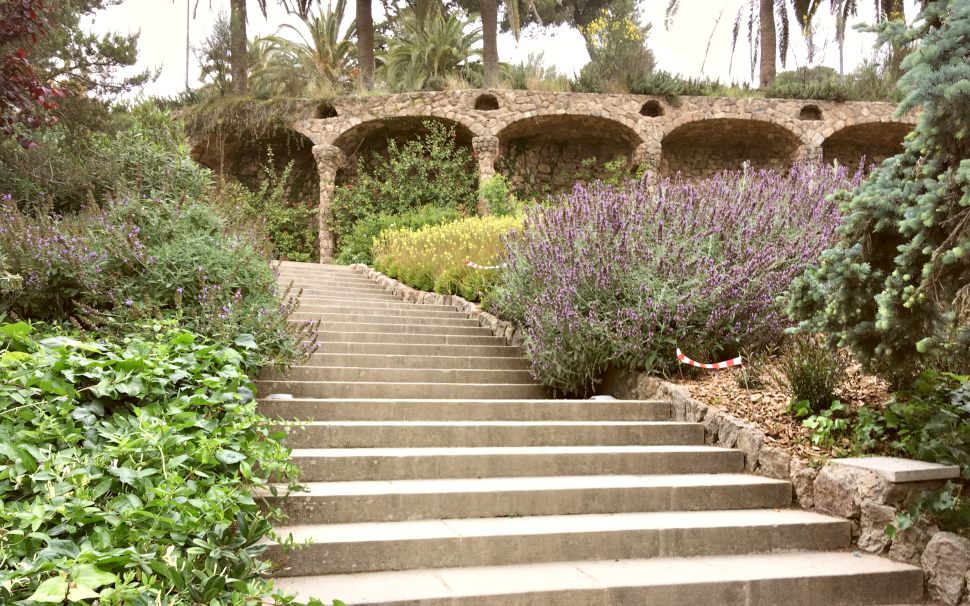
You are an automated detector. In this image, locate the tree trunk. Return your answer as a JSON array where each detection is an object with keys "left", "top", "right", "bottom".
[
  {"left": 481, "top": 0, "right": 499, "bottom": 88},
  {"left": 758, "top": 0, "right": 776, "bottom": 88},
  {"left": 229, "top": 0, "right": 248, "bottom": 95},
  {"left": 356, "top": 0, "right": 374, "bottom": 90}
]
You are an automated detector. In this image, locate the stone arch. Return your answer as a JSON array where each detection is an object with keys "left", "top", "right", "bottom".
[
  {"left": 332, "top": 115, "right": 476, "bottom": 177},
  {"left": 822, "top": 121, "right": 913, "bottom": 169},
  {"left": 640, "top": 99, "right": 664, "bottom": 118},
  {"left": 495, "top": 114, "right": 643, "bottom": 196},
  {"left": 660, "top": 118, "right": 803, "bottom": 179},
  {"left": 315, "top": 102, "right": 338, "bottom": 119}
]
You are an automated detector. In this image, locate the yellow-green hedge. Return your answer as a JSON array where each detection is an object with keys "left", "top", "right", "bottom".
[{"left": 373, "top": 215, "right": 522, "bottom": 301}]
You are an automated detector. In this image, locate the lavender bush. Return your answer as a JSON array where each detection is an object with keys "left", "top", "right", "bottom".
[{"left": 491, "top": 162, "right": 861, "bottom": 394}]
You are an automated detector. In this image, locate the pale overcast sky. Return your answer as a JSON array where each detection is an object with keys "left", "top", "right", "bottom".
[{"left": 85, "top": 0, "right": 922, "bottom": 99}]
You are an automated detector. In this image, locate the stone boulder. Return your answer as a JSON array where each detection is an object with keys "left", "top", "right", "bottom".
[
  {"left": 813, "top": 464, "right": 891, "bottom": 519},
  {"left": 921, "top": 532, "right": 970, "bottom": 605},
  {"left": 857, "top": 501, "right": 896, "bottom": 554}
]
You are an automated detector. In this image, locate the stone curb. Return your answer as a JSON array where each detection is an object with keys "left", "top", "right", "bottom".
[{"left": 349, "top": 264, "right": 524, "bottom": 348}]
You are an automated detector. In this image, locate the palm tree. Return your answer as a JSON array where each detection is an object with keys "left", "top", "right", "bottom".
[
  {"left": 667, "top": 0, "right": 819, "bottom": 88},
  {"left": 357, "top": 0, "right": 375, "bottom": 89},
  {"left": 255, "top": 0, "right": 357, "bottom": 96},
  {"left": 226, "top": 0, "right": 322, "bottom": 95},
  {"left": 380, "top": 3, "right": 483, "bottom": 91}
]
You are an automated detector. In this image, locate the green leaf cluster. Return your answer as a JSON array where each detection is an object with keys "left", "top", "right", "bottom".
[
  {"left": 0, "top": 320, "right": 302, "bottom": 605},
  {"left": 331, "top": 120, "right": 477, "bottom": 248},
  {"left": 787, "top": 0, "right": 970, "bottom": 385}
]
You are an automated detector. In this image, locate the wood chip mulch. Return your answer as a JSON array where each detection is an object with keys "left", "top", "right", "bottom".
[{"left": 668, "top": 361, "right": 891, "bottom": 461}]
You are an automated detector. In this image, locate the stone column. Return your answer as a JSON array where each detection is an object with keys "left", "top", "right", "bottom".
[
  {"left": 796, "top": 143, "right": 824, "bottom": 164},
  {"left": 472, "top": 135, "right": 500, "bottom": 184},
  {"left": 633, "top": 139, "right": 662, "bottom": 180},
  {"left": 311, "top": 143, "right": 347, "bottom": 263}
]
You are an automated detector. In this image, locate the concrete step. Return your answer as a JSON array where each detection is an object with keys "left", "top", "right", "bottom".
[
  {"left": 260, "top": 366, "right": 535, "bottom": 385},
  {"left": 297, "top": 291, "right": 401, "bottom": 302},
  {"left": 297, "top": 287, "right": 400, "bottom": 299},
  {"left": 280, "top": 275, "right": 384, "bottom": 286},
  {"left": 268, "top": 509, "right": 850, "bottom": 576},
  {"left": 257, "top": 398, "right": 671, "bottom": 422},
  {"left": 312, "top": 322, "right": 494, "bottom": 337},
  {"left": 279, "top": 421, "right": 704, "bottom": 449},
  {"left": 256, "top": 380, "right": 548, "bottom": 399},
  {"left": 297, "top": 300, "right": 459, "bottom": 314},
  {"left": 289, "top": 313, "right": 480, "bottom": 327},
  {"left": 309, "top": 342, "right": 520, "bottom": 357},
  {"left": 295, "top": 304, "right": 466, "bottom": 318},
  {"left": 312, "top": 332, "right": 506, "bottom": 345},
  {"left": 265, "top": 474, "right": 792, "bottom": 524},
  {"left": 300, "top": 353, "right": 530, "bottom": 370},
  {"left": 272, "top": 551, "right": 923, "bottom": 606},
  {"left": 289, "top": 445, "right": 742, "bottom": 481}
]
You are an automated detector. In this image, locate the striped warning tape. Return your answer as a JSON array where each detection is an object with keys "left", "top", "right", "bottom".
[
  {"left": 465, "top": 260, "right": 508, "bottom": 270},
  {"left": 676, "top": 348, "right": 743, "bottom": 370}
]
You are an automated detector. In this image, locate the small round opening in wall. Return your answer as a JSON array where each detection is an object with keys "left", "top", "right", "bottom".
[
  {"left": 799, "top": 104, "right": 822, "bottom": 121},
  {"left": 640, "top": 99, "right": 664, "bottom": 117},
  {"left": 475, "top": 94, "right": 500, "bottom": 111},
  {"left": 316, "top": 102, "right": 338, "bottom": 119}
]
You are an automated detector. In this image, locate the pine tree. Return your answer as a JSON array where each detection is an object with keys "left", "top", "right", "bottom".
[{"left": 787, "top": 0, "right": 970, "bottom": 385}]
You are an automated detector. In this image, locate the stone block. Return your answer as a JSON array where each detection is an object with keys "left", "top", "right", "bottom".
[
  {"left": 921, "top": 532, "right": 970, "bottom": 605},
  {"left": 858, "top": 501, "right": 895, "bottom": 554},
  {"left": 813, "top": 464, "right": 891, "bottom": 519},
  {"left": 832, "top": 456, "right": 960, "bottom": 483},
  {"left": 790, "top": 459, "right": 817, "bottom": 509},
  {"left": 889, "top": 517, "right": 940, "bottom": 566},
  {"left": 736, "top": 427, "right": 765, "bottom": 472},
  {"left": 758, "top": 446, "right": 792, "bottom": 480},
  {"left": 716, "top": 418, "right": 740, "bottom": 449}
]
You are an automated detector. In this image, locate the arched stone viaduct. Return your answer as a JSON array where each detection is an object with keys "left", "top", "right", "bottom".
[{"left": 282, "top": 90, "right": 916, "bottom": 261}]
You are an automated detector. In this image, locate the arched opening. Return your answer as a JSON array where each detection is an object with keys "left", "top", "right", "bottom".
[
  {"left": 332, "top": 115, "right": 476, "bottom": 182},
  {"left": 822, "top": 122, "right": 912, "bottom": 170},
  {"left": 640, "top": 99, "right": 664, "bottom": 118},
  {"left": 660, "top": 118, "right": 802, "bottom": 179},
  {"left": 316, "top": 102, "right": 338, "bottom": 119},
  {"left": 496, "top": 114, "right": 641, "bottom": 197},
  {"left": 799, "top": 104, "right": 822, "bottom": 121},
  {"left": 475, "top": 93, "right": 500, "bottom": 111}
]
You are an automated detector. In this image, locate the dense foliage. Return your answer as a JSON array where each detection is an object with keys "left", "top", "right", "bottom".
[
  {"left": 777, "top": 335, "right": 850, "bottom": 414},
  {"left": 0, "top": 105, "right": 310, "bottom": 369},
  {"left": 788, "top": 1, "right": 970, "bottom": 386},
  {"left": 331, "top": 121, "right": 477, "bottom": 249},
  {"left": 493, "top": 162, "right": 860, "bottom": 394},
  {"left": 335, "top": 205, "right": 460, "bottom": 265},
  {"left": 374, "top": 214, "right": 522, "bottom": 302},
  {"left": 0, "top": 321, "right": 300, "bottom": 605}
]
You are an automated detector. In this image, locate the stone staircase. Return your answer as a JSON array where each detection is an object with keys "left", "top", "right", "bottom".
[{"left": 258, "top": 261, "right": 923, "bottom": 606}]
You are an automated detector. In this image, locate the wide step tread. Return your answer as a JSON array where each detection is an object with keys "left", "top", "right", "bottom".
[{"left": 272, "top": 552, "right": 923, "bottom": 606}]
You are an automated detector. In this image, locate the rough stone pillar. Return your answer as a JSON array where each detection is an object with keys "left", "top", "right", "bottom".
[
  {"left": 472, "top": 135, "right": 500, "bottom": 184},
  {"left": 311, "top": 143, "right": 347, "bottom": 263},
  {"left": 796, "top": 143, "right": 824, "bottom": 164},
  {"left": 633, "top": 139, "right": 662, "bottom": 180}
]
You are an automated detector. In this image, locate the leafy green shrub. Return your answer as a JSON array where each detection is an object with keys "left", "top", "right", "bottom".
[
  {"left": 787, "top": 2, "right": 970, "bottom": 386},
  {"left": 479, "top": 175, "right": 520, "bottom": 216},
  {"left": 788, "top": 399, "right": 851, "bottom": 447},
  {"left": 0, "top": 321, "right": 300, "bottom": 605},
  {"left": 777, "top": 335, "right": 850, "bottom": 414},
  {"left": 330, "top": 121, "right": 477, "bottom": 248},
  {"left": 373, "top": 215, "right": 522, "bottom": 301},
  {"left": 0, "top": 192, "right": 309, "bottom": 369},
  {"left": 225, "top": 154, "right": 319, "bottom": 263},
  {"left": 627, "top": 70, "right": 732, "bottom": 101},
  {"left": 854, "top": 370, "right": 970, "bottom": 477},
  {"left": 0, "top": 103, "right": 211, "bottom": 213},
  {"left": 335, "top": 206, "right": 460, "bottom": 265}
]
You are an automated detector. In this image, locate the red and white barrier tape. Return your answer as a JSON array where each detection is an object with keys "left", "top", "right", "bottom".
[
  {"left": 465, "top": 260, "right": 508, "bottom": 270},
  {"left": 676, "top": 348, "right": 743, "bottom": 370}
]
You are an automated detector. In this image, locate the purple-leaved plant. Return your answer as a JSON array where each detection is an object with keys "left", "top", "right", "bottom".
[{"left": 492, "top": 161, "right": 861, "bottom": 395}]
